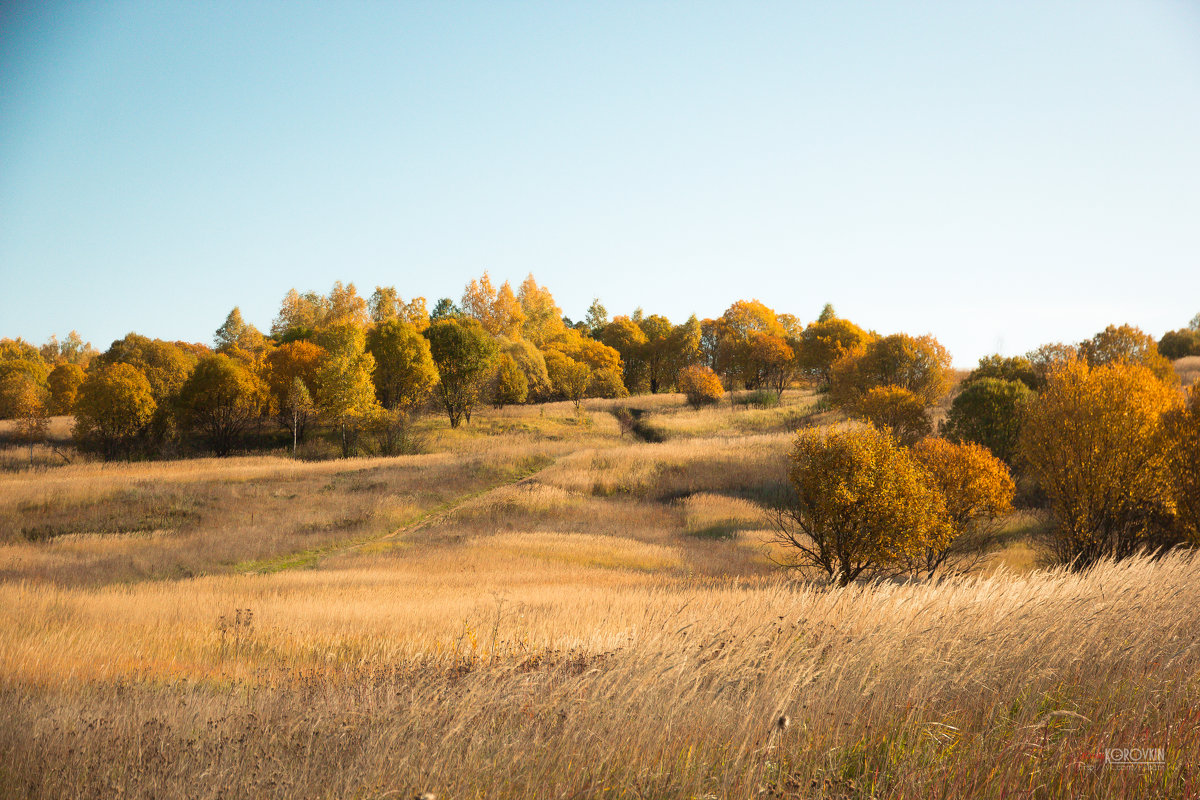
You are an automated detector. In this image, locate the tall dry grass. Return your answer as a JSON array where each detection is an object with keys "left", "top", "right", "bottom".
[
  {"left": 0, "top": 394, "right": 1192, "bottom": 797},
  {"left": 0, "top": 553, "right": 1194, "bottom": 798}
]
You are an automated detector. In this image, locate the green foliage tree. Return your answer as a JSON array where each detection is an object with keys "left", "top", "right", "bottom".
[
  {"left": 584, "top": 299, "right": 609, "bottom": 337},
  {"left": 177, "top": 355, "right": 268, "bottom": 456},
  {"left": 73, "top": 363, "right": 156, "bottom": 460},
  {"left": 425, "top": 318, "right": 497, "bottom": 428},
  {"left": 772, "top": 425, "right": 949, "bottom": 586},
  {"left": 966, "top": 354, "right": 1038, "bottom": 390},
  {"left": 1158, "top": 328, "right": 1200, "bottom": 360},
  {"left": 366, "top": 320, "right": 439, "bottom": 412},
  {"left": 1019, "top": 359, "right": 1180, "bottom": 567},
  {"left": 942, "top": 377, "right": 1034, "bottom": 464}
]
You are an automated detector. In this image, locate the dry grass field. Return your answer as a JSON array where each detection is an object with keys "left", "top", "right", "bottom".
[{"left": 0, "top": 391, "right": 1195, "bottom": 798}]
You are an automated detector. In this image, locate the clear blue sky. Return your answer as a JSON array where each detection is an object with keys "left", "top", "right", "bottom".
[{"left": 2, "top": 1, "right": 1198, "bottom": 365}]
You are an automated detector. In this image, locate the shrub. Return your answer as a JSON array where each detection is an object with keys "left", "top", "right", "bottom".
[
  {"left": 1163, "top": 385, "right": 1200, "bottom": 543},
  {"left": 742, "top": 389, "right": 780, "bottom": 409},
  {"left": 1019, "top": 359, "right": 1181, "bottom": 567},
  {"left": 942, "top": 377, "right": 1033, "bottom": 464},
  {"left": 911, "top": 437, "right": 1015, "bottom": 576},
  {"left": 853, "top": 385, "right": 930, "bottom": 446},
  {"left": 677, "top": 365, "right": 723, "bottom": 408},
  {"left": 772, "top": 425, "right": 949, "bottom": 585}
]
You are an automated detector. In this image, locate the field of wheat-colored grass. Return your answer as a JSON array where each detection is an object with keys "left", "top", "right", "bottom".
[{"left": 0, "top": 395, "right": 1194, "bottom": 798}]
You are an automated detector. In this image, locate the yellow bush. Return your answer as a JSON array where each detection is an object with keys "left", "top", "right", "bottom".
[
  {"left": 1019, "top": 359, "right": 1181, "bottom": 566},
  {"left": 774, "top": 425, "right": 949, "bottom": 585}
]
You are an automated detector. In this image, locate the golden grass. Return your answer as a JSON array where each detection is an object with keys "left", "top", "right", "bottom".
[
  {"left": 1175, "top": 355, "right": 1200, "bottom": 387},
  {"left": 1, "top": 395, "right": 1193, "bottom": 797}
]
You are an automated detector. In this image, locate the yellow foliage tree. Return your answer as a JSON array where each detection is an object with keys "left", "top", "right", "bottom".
[
  {"left": 177, "top": 355, "right": 269, "bottom": 456},
  {"left": 315, "top": 327, "right": 379, "bottom": 457},
  {"left": 1162, "top": 385, "right": 1200, "bottom": 543},
  {"left": 772, "top": 425, "right": 950, "bottom": 585},
  {"left": 1019, "top": 359, "right": 1181, "bottom": 566},
  {"left": 854, "top": 386, "right": 931, "bottom": 446},
  {"left": 47, "top": 363, "right": 85, "bottom": 415},
  {"left": 72, "top": 363, "right": 157, "bottom": 460},
  {"left": 9, "top": 377, "right": 50, "bottom": 465},
  {"left": 545, "top": 351, "right": 591, "bottom": 410},
  {"left": 518, "top": 274, "right": 565, "bottom": 346},
  {"left": 1079, "top": 323, "right": 1176, "bottom": 384},
  {"left": 831, "top": 333, "right": 952, "bottom": 408},
  {"left": 910, "top": 437, "right": 1015, "bottom": 576}
]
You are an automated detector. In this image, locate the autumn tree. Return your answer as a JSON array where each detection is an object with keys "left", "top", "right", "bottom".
[
  {"left": 854, "top": 386, "right": 931, "bottom": 446},
  {"left": 9, "top": 378, "right": 50, "bottom": 465},
  {"left": 1025, "top": 342, "right": 1078, "bottom": 389},
  {"left": 1079, "top": 324, "right": 1175, "bottom": 383},
  {"left": 545, "top": 351, "right": 591, "bottom": 411},
  {"left": 425, "top": 318, "right": 497, "bottom": 427},
  {"left": 797, "top": 316, "right": 869, "bottom": 390},
  {"left": 489, "top": 353, "right": 529, "bottom": 408},
  {"left": 500, "top": 338, "right": 553, "bottom": 400},
  {"left": 46, "top": 363, "right": 85, "bottom": 416},
  {"left": 73, "top": 363, "right": 157, "bottom": 460},
  {"left": 94, "top": 334, "right": 197, "bottom": 404},
  {"left": 1019, "top": 359, "right": 1180, "bottom": 567},
  {"left": 1162, "top": 385, "right": 1200, "bottom": 543},
  {"left": 463, "top": 272, "right": 526, "bottom": 338},
  {"left": 677, "top": 364, "right": 723, "bottom": 408},
  {"left": 315, "top": 326, "right": 379, "bottom": 457},
  {"left": 1158, "top": 328, "right": 1200, "bottom": 360},
  {"left": 602, "top": 317, "right": 649, "bottom": 393},
  {"left": 942, "top": 377, "right": 1033, "bottom": 464},
  {"left": 910, "top": 437, "right": 1015, "bottom": 577},
  {"left": 214, "top": 307, "right": 267, "bottom": 356},
  {"left": 638, "top": 314, "right": 674, "bottom": 393},
  {"left": 265, "top": 340, "right": 325, "bottom": 441},
  {"left": 966, "top": 354, "right": 1038, "bottom": 390},
  {"left": 749, "top": 331, "right": 797, "bottom": 397},
  {"left": 584, "top": 299, "right": 609, "bottom": 337},
  {"left": 366, "top": 320, "right": 439, "bottom": 412},
  {"left": 831, "top": 333, "right": 952, "bottom": 408},
  {"left": 772, "top": 425, "right": 949, "bottom": 586},
  {"left": 282, "top": 376, "right": 314, "bottom": 455},
  {"left": 177, "top": 355, "right": 268, "bottom": 456},
  {"left": 517, "top": 274, "right": 565, "bottom": 346}
]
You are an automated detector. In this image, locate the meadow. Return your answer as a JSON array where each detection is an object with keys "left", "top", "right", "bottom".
[{"left": 0, "top": 390, "right": 1195, "bottom": 798}]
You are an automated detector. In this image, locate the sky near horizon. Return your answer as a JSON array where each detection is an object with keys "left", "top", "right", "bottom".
[{"left": 1, "top": 1, "right": 1198, "bottom": 366}]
